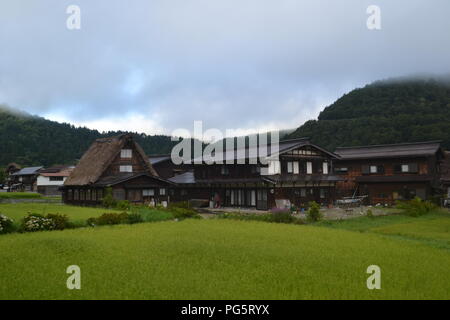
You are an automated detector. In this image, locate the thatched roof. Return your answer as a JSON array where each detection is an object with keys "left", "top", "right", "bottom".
[{"left": 65, "top": 134, "right": 158, "bottom": 186}]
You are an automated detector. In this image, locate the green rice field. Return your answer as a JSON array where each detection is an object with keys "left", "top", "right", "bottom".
[{"left": 0, "top": 203, "right": 449, "bottom": 299}]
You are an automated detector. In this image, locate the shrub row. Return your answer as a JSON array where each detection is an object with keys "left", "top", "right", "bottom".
[
  {"left": 396, "top": 197, "right": 437, "bottom": 217},
  {"left": 21, "top": 213, "right": 70, "bottom": 232},
  {"left": 87, "top": 212, "right": 143, "bottom": 226},
  {"left": 0, "top": 214, "right": 14, "bottom": 234}
]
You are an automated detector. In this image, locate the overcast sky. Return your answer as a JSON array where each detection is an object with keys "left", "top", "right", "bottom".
[{"left": 1, "top": 0, "right": 450, "bottom": 137}]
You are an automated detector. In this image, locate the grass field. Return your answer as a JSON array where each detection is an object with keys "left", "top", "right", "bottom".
[
  {"left": 0, "top": 192, "right": 43, "bottom": 199},
  {"left": 0, "top": 203, "right": 120, "bottom": 226},
  {"left": 0, "top": 204, "right": 449, "bottom": 299}
]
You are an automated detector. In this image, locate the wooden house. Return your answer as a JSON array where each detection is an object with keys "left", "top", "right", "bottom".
[
  {"left": 9, "top": 166, "right": 43, "bottom": 191},
  {"left": 441, "top": 151, "right": 450, "bottom": 201},
  {"left": 37, "top": 166, "right": 74, "bottom": 196},
  {"left": 169, "top": 138, "right": 343, "bottom": 210},
  {"left": 149, "top": 154, "right": 193, "bottom": 179},
  {"left": 62, "top": 134, "right": 174, "bottom": 205},
  {"left": 334, "top": 141, "right": 444, "bottom": 205}
]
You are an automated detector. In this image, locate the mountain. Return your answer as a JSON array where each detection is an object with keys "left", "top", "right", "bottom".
[
  {"left": 286, "top": 77, "right": 450, "bottom": 150},
  {"left": 0, "top": 106, "right": 179, "bottom": 166}
]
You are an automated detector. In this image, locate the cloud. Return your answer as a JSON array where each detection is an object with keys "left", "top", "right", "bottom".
[{"left": 0, "top": 0, "right": 449, "bottom": 135}]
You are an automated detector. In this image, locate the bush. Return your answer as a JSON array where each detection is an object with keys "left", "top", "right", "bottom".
[
  {"left": 116, "top": 200, "right": 131, "bottom": 211},
  {"left": 102, "top": 187, "right": 117, "bottom": 208},
  {"left": 269, "top": 208, "right": 295, "bottom": 223},
  {"left": 87, "top": 212, "right": 145, "bottom": 226},
  {"left": 306, "top": 201, "right": 322, "bottom": 222},
  {"left": 21, "top": 213, "right": 70, "bottom": 232},
  {"left": 45, "top": 213, "right": 70, "bottom": 230},
  {"left": 88, "top": 212, "right": 129, "bottom": 226},
  {"left": 127, "top": 213, "right": 144, "bottom": 224},
  {"left": 171, "top": 207, "right": 199, "bottom": 219},
  {"left": 22, "top": 214, "right": 55, "bottom": 232},
  {"left": 168, "top": 201, "right": 191, "bottom": 209},
  {"left": 0, "top": 214, "right": 14, "bottom": 234},
  {"left": 396, "top": 197, "right": 437, "bottom": 217}
]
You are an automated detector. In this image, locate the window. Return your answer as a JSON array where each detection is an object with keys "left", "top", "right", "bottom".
[
  {"left": 113, "top": 188, "right": 125, "bottom": 200},
  {"left": 322, "top": 162, "right": 329, "bottom": 174},
  {"left": 268, "top": 161, "right": 281, "bottom": 175},
  {"left": 159, "top": 188, "right": 166, "bottom": 196},
  {"left": 143, "top": 189, "right": 155, "bottom": 196},
  {"left": 221, "top": 166, "right": 229, "bottom": 175},
  {"left": 300, "top": 188, "right": 306, "bottom": 197},
  {"left": 320, "top": 189, "right": 327, "bottom": 199},
  {"left": 293, "top": 161, "right": 299, "bottom": 174},
  {"left": 370, "top": 165, "right": 378, "bottom": 174},
  {"left": 401, "top": 164, "right": 409, "bottom": 173},
  {"left": 287, "top": 162, "right": 293, "bottom": 173},
  {"left": 334, "top": 167, "right": 348, "bottom": 174},
  {"left": 121, "top": 149, "right": 132, "bottom": 158},
  {"left": 306, "top": 161, "right": 312, "bottom": 174},
  {"left": 49, "top": 176, "right": 64, "bottom": 181},
  {"left": 120, "top": 165, "right": 133, "bottom": 173}
]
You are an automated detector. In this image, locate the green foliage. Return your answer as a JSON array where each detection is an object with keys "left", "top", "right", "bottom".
[
  {"left": 127, "top": 213, "right": 144, "bottom": 224},
  {"left": 0, "top": 192, "right": 42, "bottom": 199},
  {"left": 0, "top": 214, "right": 14, "bottom": 234},
  {"left": 87, "top": 212, "right": 130, "bottom": 226},
  {"left": 168, "top": 201, "right": 191, "bottom": 209},
  {"left": 171, "top": 207, "right": 199, "bottom": 219},
  {"left": 131, "top": 206, "right": 174, "bottom": 222},
  {"left": 0, "top": 105, "right": 180, "bottom": 166},
  {"left": 306, "top": 201, "right": 322, "bottom": 222},
  {"left": 366, "top": 209, "right": 374, "bottom": 218},
  {"left": 219, "top": 210, "right": 304, "bottom": 225},
  {"left": 1, "top": 219, "right": 450, "bottom": 299},
  {"left": 45, "top": 213, "right": 70, "bottom": 230},
  {"left": 287, "top": 78, "right": 450, "bottom": 150},
  {"left": 396, "top": 197, "right": 437, "bottom": 217},
  {"left": 21, "top": 213, "right": 69, "bottom": 232},
  {"left": 116, "top": 200, "right": 131, "bottom": 211},
  {"left": 101, "top": 187, "right": 117, "bottom": 209}
]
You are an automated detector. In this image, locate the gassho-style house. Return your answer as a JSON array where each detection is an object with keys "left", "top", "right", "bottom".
[{"left": 61, "top": 134, "right": 450, "bottom": 209}]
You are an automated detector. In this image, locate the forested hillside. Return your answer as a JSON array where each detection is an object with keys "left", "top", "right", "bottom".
[
  {"left": 287, "top": 78, "right": 450, "bottom": 150},
  {"left": 0, "top": 106, "right": 179, "bottom": 166}
]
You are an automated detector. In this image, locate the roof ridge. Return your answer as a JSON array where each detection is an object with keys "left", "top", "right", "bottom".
[{"left": 335, "top": 140, "right": 442, "bottom": 150}]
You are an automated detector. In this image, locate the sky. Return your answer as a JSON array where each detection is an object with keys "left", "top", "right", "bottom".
[{"left": 1, "top": 0, "right": 450, "bottom": 138}]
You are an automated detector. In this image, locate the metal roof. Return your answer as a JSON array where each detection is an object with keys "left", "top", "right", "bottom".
[
  {"left": 148, "top": 155, "right": 171, "bottom": 165},
  {"left": 168, "top": 171, "right": 196, "bottom": 184},
  {"left": 189, "top": 138, "right": 338, "bottom": 164},
  {"left": 11, "top": 166, "right": 43, "bottom": 176},
  {"left": 335, "top": 141, "right": 442, "bottom": 160}
]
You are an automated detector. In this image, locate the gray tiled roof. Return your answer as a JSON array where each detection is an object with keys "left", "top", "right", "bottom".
[
  {"left": 11, "top": 166, "right": 43, "bottom": 176},
  {"left": 168, "top": 171, "right": 196, "bottom": 184},
  {"left": 335, "top": 141, "right": 441, "bottom": 160},
  {"left": 148, "top": 155, "right": 171, "bottom": 165}
]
